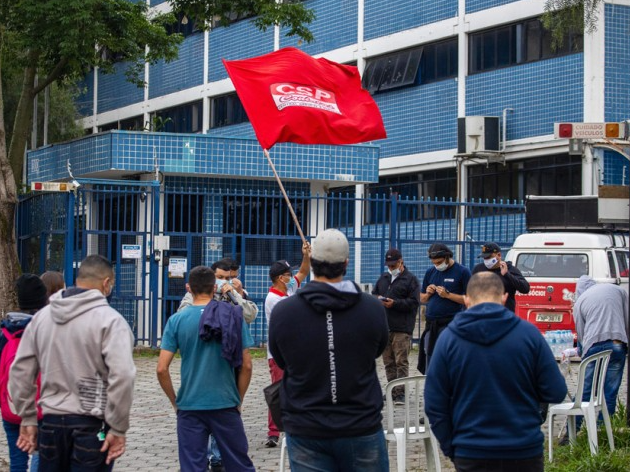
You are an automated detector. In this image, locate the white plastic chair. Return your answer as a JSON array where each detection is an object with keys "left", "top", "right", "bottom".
[
  {"left": 548, "top": 349, "right": 614, "bottom": 462},
  {"left": 384, "top": 375, "right": 441, "bottom": 472}
]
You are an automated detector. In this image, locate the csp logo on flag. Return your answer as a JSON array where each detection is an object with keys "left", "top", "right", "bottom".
[{"left": 270, "top": 83, "right": 341, "bottom": 115}]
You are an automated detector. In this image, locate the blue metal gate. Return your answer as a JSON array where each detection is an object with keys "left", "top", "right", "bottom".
[{"left": 18, "top": 181, "right": 525, "bottom": 347}]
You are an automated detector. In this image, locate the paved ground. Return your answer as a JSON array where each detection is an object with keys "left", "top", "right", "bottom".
[{"left": 0, "top": 349, "right": 625, "bottom": 471}]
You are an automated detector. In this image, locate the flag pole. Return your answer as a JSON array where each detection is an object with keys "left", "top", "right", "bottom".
[{"left": 264, "top": 149, "right": 307, "bottom": 245}]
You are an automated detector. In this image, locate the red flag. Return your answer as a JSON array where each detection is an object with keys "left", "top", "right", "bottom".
[{"left": 223, "top": 47, "right": 386, "bottom": 149}]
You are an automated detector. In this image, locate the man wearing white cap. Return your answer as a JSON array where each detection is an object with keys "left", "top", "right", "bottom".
[{"left": 269, "top": 229, "right": 389, "bottom": 471}]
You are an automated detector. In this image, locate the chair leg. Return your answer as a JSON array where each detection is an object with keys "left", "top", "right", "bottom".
[
  {"left": 279, "top": 436, "right": 287, "bottom": 472},
  {"left": 583, "top": 409, "right": 599, "bottom": 455},
  {"left": 548, "top": 412, "right": 555, "bottom": 462},
  {"left": 394, "top": 431, "right": 406, "bottom": 472},
  {"left": 424, "top": 434, "right": 441, "bottom": 472},
  {"left": 601, "top": 406, "right": 615, "bottom": 452},
  {"left": 567, "top": 416, "right": 577, "bottom": 445}
]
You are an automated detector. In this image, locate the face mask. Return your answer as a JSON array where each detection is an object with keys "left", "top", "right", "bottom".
[
  {"left": 435, "top": 261, "right": 449, "bottom": 272},
  {"left": 284, "top": 275, "right": 296, "bottom": 290},
  {"left": 484, "top": 257, "right": 498, "bottom": 269},
  {"left": 216, "top": 279, "right": 231, "bottom": 291},
  {"left": 388, "top": 268, "right": 400, "bottom": 277}
]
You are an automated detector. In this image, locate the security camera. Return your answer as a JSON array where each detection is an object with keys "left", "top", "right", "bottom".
[{"left": 72, "top": 179, "right": 81, "bottom": 189}]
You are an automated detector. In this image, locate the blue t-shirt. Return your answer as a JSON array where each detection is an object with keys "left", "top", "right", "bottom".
[
  {"left": 422, "top": 262, "right": 471, "bottom": 319},
  {"left": 161, "top": 304, "right": 254, "bottom": 410}
]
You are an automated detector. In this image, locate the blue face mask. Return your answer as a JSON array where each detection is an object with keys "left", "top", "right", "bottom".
[{"left": 284, "top": 275, "right": 296, "bottom": 290}]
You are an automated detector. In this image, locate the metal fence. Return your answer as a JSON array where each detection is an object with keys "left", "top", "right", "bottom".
[{"left": 17, "top": 179, "right": 526, "bottom": 346}]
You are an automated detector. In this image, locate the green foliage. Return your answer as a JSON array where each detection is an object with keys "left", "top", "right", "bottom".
[
  {"left": 542, "top": 1, "right": 600, "bottom": 50},
  {"left": 171, "top": 0, "right": 315, "bottom": 42},
  {"left": 546, "top": 404, "right": 630, "bottom": 472}
]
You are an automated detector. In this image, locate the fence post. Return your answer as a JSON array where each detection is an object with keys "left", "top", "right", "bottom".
[
  {"left": 149, "top": 184, "right": 161, "bottom": 347},
  {"left": 389, "top": 192, "right": 398, "bottom": 249},
  {"left": 63, "top": 191, "right": 75, "bottom": 287}
]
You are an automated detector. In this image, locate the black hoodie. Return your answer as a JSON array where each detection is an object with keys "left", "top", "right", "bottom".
[{"left": 269, "top": 280, "right": 389, "bottom": 438}]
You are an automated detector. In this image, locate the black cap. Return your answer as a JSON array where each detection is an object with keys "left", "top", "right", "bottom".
[
  {"left": 479, "top": 242, "right": 501, "bottom": 258},
  {"left": 16, "top": 274, "right": 48, "bottom": 311},
  {"left": 427, "top": 243, "right": 453, "bottom": 259},
  {"left": 385, "top": 248, "right": 402, "bottom": 265},
  {"left": 269, "top": 260, "right": 292, "bottom": 279}
]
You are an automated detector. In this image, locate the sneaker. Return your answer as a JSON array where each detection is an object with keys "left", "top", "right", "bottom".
[
  {"left": 265, "top": 436, "right": 279, "bottom": 448},
  {"left": 394, "top": 395, "right": 405, "bottom": 405},
  {"left": 210, "top": 463, "right": 225, "bottom": 472}
]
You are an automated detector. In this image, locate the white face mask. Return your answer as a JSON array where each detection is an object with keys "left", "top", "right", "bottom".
[
  {"left": 484, "top": 257, "right": 498, "bottom": 269},
  {"left": 435, "top": 261, "right": 449, "bottom": 272},
  {"left": 216, "top": 279, "right": 231, "bottom": 291},
  {"left": 388, "top": 267, "right": 400, "bottom": 277}
]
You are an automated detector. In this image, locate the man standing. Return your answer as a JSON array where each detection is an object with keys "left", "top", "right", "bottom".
[
  {"left": 269, "top": 229, "right": 389, "bottom": 471},
  {"left": 372, "top": 248, "right": 419, "bottom": 403},
  {"left": 472, "top": 242, "right": 530, "bottom": 312},
  {"left": 9, "top": 255, "right": 136, "bottom": 470},
  {"left": 573, "top": 275, "right": 628, "bottom": 419},
  {"left": 178, "top": 258, "right": 258, "bottom": 323},
  {"left": 425, "top": 272, "right": 567, "bottom": 472},
  {"left": 157, "top": 266, "right": 255, "bottom": 471},
  {"left": 264, "top": 242, "right": 311, "bottom": 447},
  {"left": 418, "top": 243, "right": 470, "bottom": 373}
]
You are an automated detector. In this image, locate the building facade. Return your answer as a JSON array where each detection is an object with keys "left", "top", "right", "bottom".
[{"left": 24, "top": 0, "right": 630, "bottom": 345}]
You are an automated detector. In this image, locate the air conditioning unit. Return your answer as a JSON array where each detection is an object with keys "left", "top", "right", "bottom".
[{"left": 457, "top": 116, "right": 500, "bottom": 154}]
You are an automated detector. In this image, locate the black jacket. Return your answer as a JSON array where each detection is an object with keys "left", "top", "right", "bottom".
[
  {"left": 372, "top": 267, "right": 420, "bottom": 334},
  {"left": 269, "top": 281, "right": 389, "bottom": 438},
  {"left": 471, "top": 261, "right": 530, "bottom": 312}
]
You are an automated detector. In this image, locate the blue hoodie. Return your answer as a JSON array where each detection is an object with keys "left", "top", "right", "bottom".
[{"left": 425, "top": 302, "right": 567, "bottom": 460}]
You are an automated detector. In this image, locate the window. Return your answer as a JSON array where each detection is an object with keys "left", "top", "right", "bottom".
[
  {"left": 515, "top": 253, "right": 588, "bottom": 277},
  {"left": 211, "top": 93, "right": 249, "bottom": 128},
  {"left": 615, "top": 250, "right": 629, "bottom": 277},
  {"left": 223, "top": 195, "right": 306, "bottom": 265},
  {"left": 166, "top": 12, "right": 201, "bottom": 38},
  {"left": 365, "top": 169, "right": 457, "bottom": 223},
  {"left": 467, "top": 155, "right": 581, "bottom": 202},
  {"left": 363, "top": 39, "right": 458, "bottom": 94},
  {"left": 154, "top": 100, "right": 203, "bottom": 133},
  {"left": 469, "top": 17, "right": 583, "bottom": 74}
]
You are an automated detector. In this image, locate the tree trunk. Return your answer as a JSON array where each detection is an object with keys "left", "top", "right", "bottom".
[
  {"left": 0, "top": 48, "right": 21, "bottom": 314},
  {"left": 8, "top": 50, "right": 39, "bottom": 186}
]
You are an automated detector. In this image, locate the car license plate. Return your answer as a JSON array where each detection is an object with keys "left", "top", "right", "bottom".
[{"left": 536, "top": 313, "right": 563, "bottom": 323}]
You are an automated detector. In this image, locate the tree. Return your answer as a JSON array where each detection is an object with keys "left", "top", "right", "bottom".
[
  {"left": 542, "top": 0, "right": 600, "bottom": 49},
  {"left": 0, "top": 0, "right": 314, "bottom": 313}
]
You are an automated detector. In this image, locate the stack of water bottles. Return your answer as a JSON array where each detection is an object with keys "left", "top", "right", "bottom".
[{"left": 543, "top": 330, "right": 574, "bottom": 357}]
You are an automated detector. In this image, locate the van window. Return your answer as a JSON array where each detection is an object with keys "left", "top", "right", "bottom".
[
  {"left": 515, "top": 253, "right": 588, "bottom": 277},
  {"left": 615, "top": 250, "right": 629, "bottom": 278},
  {"left": 607, "top": 251, "right": 617, "bottom": 278}
]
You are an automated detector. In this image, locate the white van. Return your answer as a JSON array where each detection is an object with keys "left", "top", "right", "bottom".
[{"left": 505, "top": 231, "right": 629, "bottom": 334}]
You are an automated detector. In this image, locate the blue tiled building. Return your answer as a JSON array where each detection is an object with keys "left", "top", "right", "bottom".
[{"left": 25, "top": 0, "right": 630, "bottom": 345}]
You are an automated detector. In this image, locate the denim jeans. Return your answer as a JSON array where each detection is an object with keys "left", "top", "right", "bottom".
[
  {"left": 582, "top": 341, "right": 627, "bottom": 416},
  {"left": 38, "top": 414, "right": 112, "bottom": 472},
  {"left": 207, "top": 434, "right": 222, "bottom": 466},
  {"left": 286, "top": 430, "right": 389, "bottom": 472},
  {"left": 2, "top": 420, "right": 39, "bottom": 472}
]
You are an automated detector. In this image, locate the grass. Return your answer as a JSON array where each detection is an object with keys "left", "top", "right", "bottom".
[{"left": 546, "top": 403, "right": 630, "bottom": 471}]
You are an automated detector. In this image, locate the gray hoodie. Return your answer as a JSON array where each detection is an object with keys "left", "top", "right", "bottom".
[
  {"left": 9, "top": 288, "right": 136, "bottom": 436},
  {"left": 573, "top": 276, "right": 629, "bottom": 355}
]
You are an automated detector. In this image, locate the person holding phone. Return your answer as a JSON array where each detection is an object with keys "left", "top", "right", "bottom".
[{"left": 372, "top": 248, "right": 420, "bottom": 405}]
